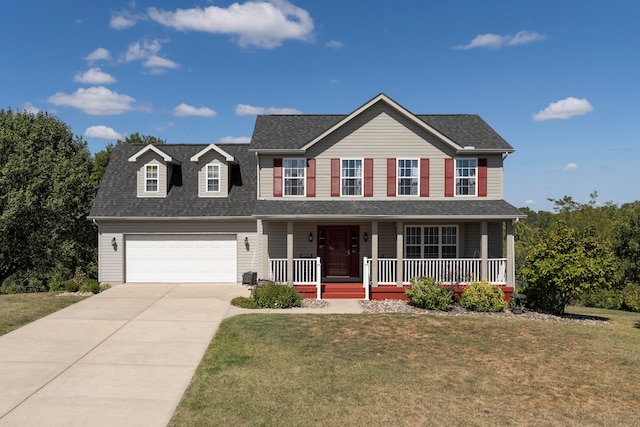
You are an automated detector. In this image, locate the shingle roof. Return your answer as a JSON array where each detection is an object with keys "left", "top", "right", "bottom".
[
  {"left": 254, "top": 199, "right": 525, "bottom": 219},
  {"left": 88, "top": 144, "right": 255, "bottom": 218},
  {"left": 249, "top": 114, "right": 513, "bottom": 152}
]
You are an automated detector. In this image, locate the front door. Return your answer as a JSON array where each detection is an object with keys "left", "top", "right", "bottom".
[{"left": 318, "top": 226, "right": 359, "bottom": 279}]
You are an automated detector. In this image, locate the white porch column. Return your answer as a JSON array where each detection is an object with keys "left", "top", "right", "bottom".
[
  {"left": 287, "top": 221, "right": 294, "bottom": 285},
  {"left": 506, "top": 220, "right": 515, "bottom": 288},
  {"left": 371, "top": 221, "right": 379, "bottom": 287},
  {"left": 258, "top": 219, "right": 267, "bottom": 279},
  {"left": 481, "top": 221, "right": 488, "bottom": 281},
  {"left": 396, "top": 221, "right": 403, "bottom": 287}
]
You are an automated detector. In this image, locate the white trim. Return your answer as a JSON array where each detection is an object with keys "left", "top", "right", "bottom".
[
  {"left": 396, "top": 158, "right": 420, "bottom": 197},
  {"left": 128, "top": 145, "right": 173, "bottom": 162},
  {"left": 340, "top": 158, "right": 364, "bottom": 197},
  {"left": 300, "top": 93, "right": 463, "bottom": 152},
  {"left": 205, "top": 163, "right": 220, "bottom": 193},
  {"left": 144, "top": 164, "right": 159, "bottom": 193},
  {"left": 282, "top": 157, "right": 306, "bottom": 197},
  {"left": 190, "top": 144, "right": 235, "bottom": 162}
]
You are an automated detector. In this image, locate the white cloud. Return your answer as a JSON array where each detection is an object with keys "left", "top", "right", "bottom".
[
  {"left": 173, "top": 103, "right": 217, "bottom": 117},
  {"left": 219, "top": 136, "right": 251, "bottom": 144},
  {"left": 235, "top": 103, "right": 302, "bottom": 115},
  {"left": 147, "top": 0, "right": 314, "bottom": 49},
  {"left": 533, "top": 97, "right": 593, "bottom": 121},
  {"left": 563, "top": 162, "right": 578, "bottom": 172},
  {"left": 85, "top": 125, "right": 123, "bottom": 140},
  {"left": 47, "top": 86, "right": 136, "bottom": 115},
  {"left": 525, "top": 199, "right": 536, "bottom": 205},
  {"left": 85, "top": 47, "right": 112, "bottom": 63},
  {"left": 22, "top": 102, "right": 40, "bottom": 114},
  {"left": 110, "top": 14, "right": 137, "bottom": 30},
  {"left": 326, "top": 40, "right": 343, "bottom": 48},
  {"left": 454, "top": 30, "right": 545, "bottom": 50},
  {"left": 73, "top": 67, "right": 117, "bottom": 84},
  {"left": 122, "top": 39, "right": 179, "bottom": 73}
]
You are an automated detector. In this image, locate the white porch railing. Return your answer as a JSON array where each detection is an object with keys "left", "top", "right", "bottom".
[
  {"left": 370, "top": 258, "right": 507, "bottom": 285},
  {"left": 268, "top": 257, "right": 322, "bottom": 299}
]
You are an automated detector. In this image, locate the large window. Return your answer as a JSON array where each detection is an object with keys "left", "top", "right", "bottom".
[
  {"left": 341, "top": 159, "right": 362, "bottom": 196},
  {"left": 206, "top": 164, "right": 220, "bottom": 192},
  {"left": 456, "top": 158, "right": 477, "bottom": 196},
  {"left": 405, "top": 226, "right": 458, "bottom": 259},
  {"left": 283, "top": 158, "right": 306, "bottom": 196},
  {"left": 145, "top": 164, "right": 158, "bottom": 192},
  {"left": 397, "top": 159, "right": 419, "bottom": 196}
]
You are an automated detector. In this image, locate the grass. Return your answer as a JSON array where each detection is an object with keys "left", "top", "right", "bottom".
[
  {"left": 170, "top": 306, "right": 640, "bottom": 426},
  {"left": 0, "top": 293, "right": 89, "bottom": 336}
]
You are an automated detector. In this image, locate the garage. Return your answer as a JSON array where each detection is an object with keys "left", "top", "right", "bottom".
[{"left": 125, "top": 235, "right": 237, "bottom": 283}]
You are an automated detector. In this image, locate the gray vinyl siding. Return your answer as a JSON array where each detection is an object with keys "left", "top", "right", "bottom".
[
  {"left": 258, "top": 103, "right": 504, "bottom": 200},
  {"left": 195, "top": 151, "right": 229, "bottom": 198},
  {"left": 96, "top": 219, "right": 257, "bottom": 283},
  {"left": 135, "top": 152, "right": 167, "bottom": 198}
]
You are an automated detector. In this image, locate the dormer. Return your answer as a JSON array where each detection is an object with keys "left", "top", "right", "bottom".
[
  {"left": 190, "top": 144, "right": 236, "bottom": 198},
  {"left": 128, "top": 145, "right": 179, "bottom": 198}
]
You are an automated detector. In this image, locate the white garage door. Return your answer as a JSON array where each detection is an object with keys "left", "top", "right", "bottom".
[{"left": 125, "top": 235, "right": 237, "bottom": 283}]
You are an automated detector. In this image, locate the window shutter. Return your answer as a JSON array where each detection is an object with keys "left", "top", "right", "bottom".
[
  {"left": 364, "top": 158, "right": 374, "bottom": 197},
  {"left": 331, "top": 158, "right": 340, "bottom": 196},
  {"left": 306, "top": 158, "right": 316, "bottom": 197},
  {"left": 444, "top": 158, "right": 454, "bottom": 197},
  {"left": 478, "top": 158, "right": 487, "bottom": 197},
  {"left": 273, "top": 158, "right": 282, "bottom": 197},
  {"left": 420, "top": 158, "right": 429, "bottom": 197},
  {"left": 387, "top": 158, "right": 396, "bottom": 196}
]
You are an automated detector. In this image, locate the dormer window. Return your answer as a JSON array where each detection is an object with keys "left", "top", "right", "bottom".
[
  {"left": 145, "top": 165, "right": 159, "bottom": 192},
  {"left": 206, "top": 164, "right": 220, "bottom": 192}
]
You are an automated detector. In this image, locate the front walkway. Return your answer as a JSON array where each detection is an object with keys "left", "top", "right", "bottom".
[{"left": 0, "top": 284, "right": 363, "bottom": 427}]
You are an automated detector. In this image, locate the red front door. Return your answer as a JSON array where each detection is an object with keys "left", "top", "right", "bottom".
[{"left": 318, "top": 226, "right": 359, "bottom": 278}]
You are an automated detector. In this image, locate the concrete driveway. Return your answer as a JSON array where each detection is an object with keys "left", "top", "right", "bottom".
[{"left": 0, "top": 283, "right": 251, "bottom": 427}]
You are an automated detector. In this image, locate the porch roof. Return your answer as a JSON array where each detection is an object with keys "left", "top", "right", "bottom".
[{"left": 254, "top": 199, "right": 526, "bottom": 220}]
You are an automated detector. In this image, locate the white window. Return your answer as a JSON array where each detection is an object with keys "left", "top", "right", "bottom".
[
  {"left": 397, "top": 159, "right": 419, "bottom": 196},
  {"left": 341, "top": 159, "right": 362, "bottom": 196},
  {"left": 405, "top": 226, "right": 458, "bottom": 259},
  {"left": 206, "top": 164, "right": 220, "bottom": 192},
  {"left": 145, "top": 164, "right": 158, "bottom": 192},
  {"left": 283, "top": 158, "right": 306, "bottom": 196},
  {"left": 456, "top": 158, "right": 477, "bottom": 196}
]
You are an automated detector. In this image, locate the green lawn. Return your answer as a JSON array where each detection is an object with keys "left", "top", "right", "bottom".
[
  {"left": 0, "top": 293, "right": 89, "bottom": 336},
  {"left": 171, "top": 307, "right": 640, "bottom": 426}
]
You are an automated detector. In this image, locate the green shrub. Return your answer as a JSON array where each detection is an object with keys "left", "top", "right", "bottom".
[
  {"left": 580, "top": 288, "right": 623, "bottom": 310},
  {"left": 231, "top": 296, "right": 260, "bottom": 309},
  {"left": 80, "top": 279, "right": 101, "bottom": 294},
  {"left": 622, "top": 283, "right": 640, "bottom": 312},
  {"left": 252, "top": 282, "right": 302, "bottom": 309},
  {"left": 64, "top": 280, "right": 80, "bottom": 292},
  {"left": 48, "top": 272, "right": 67, "bottom": 292},
  {"left": 460, "top": 281, "right": 508, "bottom": 312},
  {"left": 405, "top": 276, "right": 452, "bottom": 311}
]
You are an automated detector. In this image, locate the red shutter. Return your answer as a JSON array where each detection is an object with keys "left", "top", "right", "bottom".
[
  {"left": 364, "top": 158, "right": 374, "bottom": 197},
  {"left": 420, "top": 158, "right": 429, "bottom": 197},
  {"left": 273, "top": 158, "right": 282, "bottom": 197},
  {"left": 387, "top": 158, "right": 396, "bottom": 196},
  {"left": 306, "top": 158, "right": 316, "bottom": 197},
  {"left": 444, "top": 158, "right": 454, "bottom": 197},
  {"left": 478, "top": 158, "right": 487, "bottom": 197},
  {"left": 331, "top": 158, "right": 340, "bottom": 196}
]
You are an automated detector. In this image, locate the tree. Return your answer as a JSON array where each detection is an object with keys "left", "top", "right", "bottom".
[
  {"left": 91, "top": 133, "right": 166, "bottom": 183},
  {"left": 519, "top": 221, "right": 618, "bottom": 314},
  {"left": 0, "top": 109, "right": 97, "bottom": 287},
  {"left": 613, "top": 202, "right": 640, "bottom": 285}
]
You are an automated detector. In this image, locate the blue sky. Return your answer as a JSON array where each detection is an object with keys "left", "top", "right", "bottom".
[{"left": 2, "top": 0, "right": 638, "bottom": 211}]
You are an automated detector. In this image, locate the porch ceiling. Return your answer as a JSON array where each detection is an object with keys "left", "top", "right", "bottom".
[{"left": 254, "top": 199, "right": 526, "bottom": 220}]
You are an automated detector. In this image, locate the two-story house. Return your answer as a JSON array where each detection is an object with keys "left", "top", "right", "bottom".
[{"left": 89, "top": 94, "right": 525, "bottom": 299}]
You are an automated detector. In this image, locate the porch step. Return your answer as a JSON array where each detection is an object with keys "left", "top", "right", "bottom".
[{"left": 322, "top": 283, "right": 365, "bottom": 299}]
